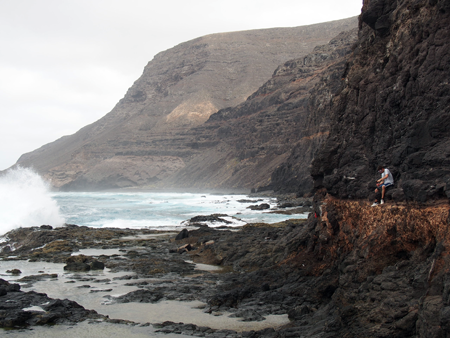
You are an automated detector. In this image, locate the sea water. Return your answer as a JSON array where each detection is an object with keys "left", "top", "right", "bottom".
[
  {"left": 0, "top": 167, "right": 307, "bottom": 236},
  {"left": 0, "top": 168, "right": 296, "bottom": 335}
]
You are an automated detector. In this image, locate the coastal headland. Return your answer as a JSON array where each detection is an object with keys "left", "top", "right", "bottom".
[{"left": 1, "top": 0, "right": 450, "bottom": 336}]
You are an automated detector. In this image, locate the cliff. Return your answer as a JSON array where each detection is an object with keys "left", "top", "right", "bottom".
[
  {"left": 13, "top": 18, "right": 357, "bottom": 191},
  {"left": 310, "top": 0, "right": 450, "bottom": 202},
  {"left": 186, "top": 1, "right": 450, "bottom": 335},
  {"left": 165, "top": 28, "right": 358, "bottom": 194}
]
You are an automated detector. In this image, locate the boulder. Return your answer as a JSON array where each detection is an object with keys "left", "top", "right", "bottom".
[
  {"left": 247, "top": 203, "right": 270, "bottom": 210},
  {"left": 64, "top": 263, "right": 91, "bottom": 272},
  {"left": 90, "top": 261, "right": 105, "bottom": 270},
  {"left": 40, "top": 225, "right": 53, "bottom": 230},
  {"left": 175, "top": 228, "right": 189, "bottom": 240}
]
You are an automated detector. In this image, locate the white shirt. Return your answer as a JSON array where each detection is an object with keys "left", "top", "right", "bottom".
[{"left": 382, "top": 168, "right": 394, "bottom": 185}]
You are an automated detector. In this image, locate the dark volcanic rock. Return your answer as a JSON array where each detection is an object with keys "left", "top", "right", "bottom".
[
  {"left": 108, "top": 289, "right": 164, "bottom": 304},
  {"left": 64, "top": 262, "right": 91, "bottom": 272},
  {"left": 175, "top": 228, "right": 189, "bottom": 240},
  {"left": 247, "top": 203, "right": 270, "bottom": 210},
  {"left": 0, "top": 279, "right": 103, "bottom": 328},
  {"left": 310, "top": 0, "right": 450, "bottom": 202},
  {"left": 90, "top": 260, "right": 105, "bottom": 270},
  {"left": 187, "top": 214, "right": 232, "bottom": 225},
  {"left": 190, "top": 197, "right": 450, "bottom": 337},
  {"left": 1, "top": 195, "right": 450, "bottom": 336}
]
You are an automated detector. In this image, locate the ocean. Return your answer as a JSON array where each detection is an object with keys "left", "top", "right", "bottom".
[{"left": 0, "top": 167, "right": 307, "bottom": 236}]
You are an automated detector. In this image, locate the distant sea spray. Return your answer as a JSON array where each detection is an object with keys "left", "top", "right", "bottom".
[{"left": 0, "top": 167, "right": 65, "bottom": 235}]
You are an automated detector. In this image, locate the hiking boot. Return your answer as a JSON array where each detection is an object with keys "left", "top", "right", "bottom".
[{"left": 380, "top": 199, "right": 384, "bottom": 204}]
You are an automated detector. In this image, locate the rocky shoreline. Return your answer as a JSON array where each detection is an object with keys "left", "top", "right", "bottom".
[
  {"left": 1, "top": 194, "right": 450, "bottom": 337},
  {"left": 0, "top": 197, "right": 308, "bottom": 337}
]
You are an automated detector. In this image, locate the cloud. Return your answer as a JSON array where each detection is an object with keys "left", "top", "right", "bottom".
[{"left": 0, "top": 0, "right": 362, "bottom": 170}]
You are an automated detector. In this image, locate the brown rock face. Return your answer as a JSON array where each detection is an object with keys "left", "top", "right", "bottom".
[
  {"left": 167, "top": 29, "right": 358, "bottom": 194},
  {"left": 311, "top": 0, "right": 450, "bottom": 202},
  {"left": 14, "top": 18, "right": 357, "bottom": 191}
]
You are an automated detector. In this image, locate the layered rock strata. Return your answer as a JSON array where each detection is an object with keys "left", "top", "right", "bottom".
[
  {"left": 164, "top": 28, "right": 358, "bottom": 194},
  {"left": 13, "top": 18, "right": 357, "bottom": 191}
]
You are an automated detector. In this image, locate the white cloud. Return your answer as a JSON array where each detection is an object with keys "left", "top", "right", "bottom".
[{"left": 0, "top": 0, "right": 362, "bottom": 170}]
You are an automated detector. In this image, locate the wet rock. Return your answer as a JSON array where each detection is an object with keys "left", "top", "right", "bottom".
[
  {"left": 153, "top": 321, "right": 217, "bottom": 336},
  {"left": 0, "top": 279, "right": 104, "bottom": 328},
  {"left": 90, "top": 289, "right": 112, "bottom": 293},
  {"left": 40, "top": 225, "right": 53, "bottom": 230},
  {"left": 188, "top": 214, "right": 232, "bottom": 225},
  {"left": 278, "top": 202, "right": 294, "bottom": 208},
  {"left": 175, "top": 228, "right": 189, "bottom": 240},
  {"left": 90, "top": 261, "right": 105, "bottom": 270},
  {"left": 237, "top": 199, "right": 263, "bottom": 203},
  {"left": 107, "top": 289, "right": 164, "bottom": 303},
  {"left": 17, "top": 274, "right": 58, "bottom": 284},
  {"left": 0, "top": 279, "right": 21, "bottom": 294},
  {"left": 112, "top": 275, "right": 138, "bottom": 280},
  {"left": 247, "top": 203, "right": 270, "bottom": 210},
  {"left": 64, "top": 254, "right": 104, "bottom": 272},
  {"left": 6, "top": 269, "right": 21, "bottom": 275},
  {"left": 64, "top": 262, "right": 90, "bottom": 272}
]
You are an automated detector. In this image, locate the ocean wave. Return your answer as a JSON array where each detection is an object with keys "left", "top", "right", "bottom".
[{"left": 0, "top": 167, "right": 65, "bottom": 235}]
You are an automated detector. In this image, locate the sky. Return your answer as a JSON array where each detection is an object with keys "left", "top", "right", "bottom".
[{"left": 0, "top": 0, "right": 363, "bottom": 171}]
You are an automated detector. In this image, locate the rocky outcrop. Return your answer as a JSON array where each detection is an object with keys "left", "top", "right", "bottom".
[
  {"left": 184, "top": 197, "right": 450, "bottom": 337},
  {"left": 13, "top": 18, "right": 357, "bottom": 191},
  {"left": 310, "top": 0, "right": 450, "bottom": 202},
  {"left": 1, "top": 199, "right": 450, "bottom": 336},
  {"left": 0, "top": 279, "right": 103, "bottom": 328}
]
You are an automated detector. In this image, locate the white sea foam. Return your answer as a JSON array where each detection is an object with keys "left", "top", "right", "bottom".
[
  {"left": 0, "top": 167, "right": 65, "bottom": 235},
  {"left": 49, "top": 191, "right": 307, "bottom": 230}
]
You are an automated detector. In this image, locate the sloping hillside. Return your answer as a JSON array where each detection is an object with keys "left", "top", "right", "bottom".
[
  {"left": 166, "top": 29, "right": 357, "bottom": 195},
  {"left": 14, "top": 18, "right": 357, "bottom": 191}
]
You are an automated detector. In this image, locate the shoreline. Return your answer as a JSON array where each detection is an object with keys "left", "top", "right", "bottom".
[{"left": 3, "top": 196, "right": 448, "bottom": 337}]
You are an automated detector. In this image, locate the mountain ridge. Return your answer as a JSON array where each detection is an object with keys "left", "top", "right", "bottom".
[{"left": 13, "top": 17, "right": 358, "bottom": 191}]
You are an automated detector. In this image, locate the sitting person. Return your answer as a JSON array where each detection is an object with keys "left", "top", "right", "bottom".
[{"left": 371, "top": 165, "right": 394, "bottom": 206}]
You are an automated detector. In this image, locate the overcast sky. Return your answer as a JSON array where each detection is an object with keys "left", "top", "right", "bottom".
[{"left": 0, "top": 0, "right": 362, "bottom": 171}]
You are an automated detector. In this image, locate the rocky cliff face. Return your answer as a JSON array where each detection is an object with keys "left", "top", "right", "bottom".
[
  {"left": 310, "top": 0, "right": 450, "bottom": 202},
  {"left": 14, "top": 18, "right": 357, "bottom": 191},
  {"left": 166, "top": 29, "right": 358, "bottom": 195}
]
